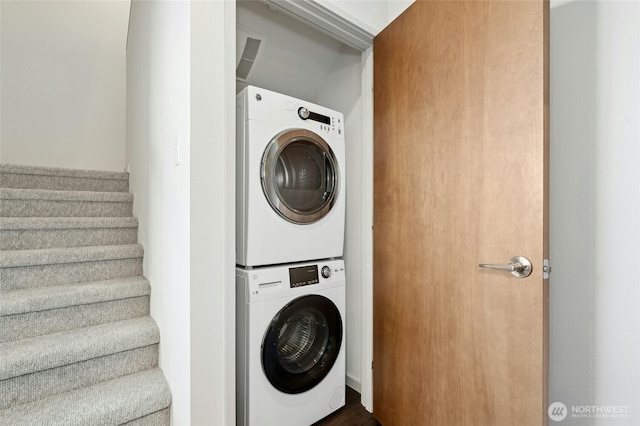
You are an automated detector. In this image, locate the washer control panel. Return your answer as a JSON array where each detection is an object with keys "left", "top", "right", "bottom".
[
  {"left": 244, "top": 260, "right": 345, "bottom": 302},
  {"left": 289, "top": 263, "right": 341, "bottom": 288},
  {"left": 289, "top": 265, "right": 319, "bottom": 288}
]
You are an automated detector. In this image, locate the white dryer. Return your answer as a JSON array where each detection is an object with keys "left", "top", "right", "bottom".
[
  {"left": 236, "top": 86, "right": 346, "bottom": 267},
  {"left": 236, "top": 259, "right": 346, "bottom": 426}
]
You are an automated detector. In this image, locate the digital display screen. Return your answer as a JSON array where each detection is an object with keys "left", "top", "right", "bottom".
[
  {"left": 289, "top": 265, "right": 319, "bottom": 288},
  {"left": 309, "top": 111, "right": 331, "bottom": 125}
]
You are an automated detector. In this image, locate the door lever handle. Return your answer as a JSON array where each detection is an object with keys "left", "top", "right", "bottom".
[{"left": 479, "top": 256, "right": 532, "bottom": 278}]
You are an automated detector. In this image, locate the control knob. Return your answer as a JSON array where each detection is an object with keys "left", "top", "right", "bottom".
[
  {"left": 321, "top": 266, "right": 331, "bottom": 279},
  {"left": 298, "top": 107, "right": 310, "bottom": 120}
]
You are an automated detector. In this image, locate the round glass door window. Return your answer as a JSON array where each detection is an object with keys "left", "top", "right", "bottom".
[
  {"left": 261, "top": 129, "right": 339, "bottom": 224},
  {"left": 261, "top": 295, "right": 343, "bottom": 394}
]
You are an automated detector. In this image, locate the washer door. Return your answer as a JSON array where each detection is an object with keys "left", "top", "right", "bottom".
[
  {"left": 262, "top": 294, "right": 343, "bottom": 394},
  {"left": 261, "top": 129, "right": 339, "bottom": 224}
]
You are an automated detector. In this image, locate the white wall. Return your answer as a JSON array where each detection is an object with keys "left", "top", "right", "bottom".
[
  {"left": 236, "top": 1, "right": 347, "bottom": 103},
  {"left": 316, "top": 45, "right": 367, "bottom": 393},
  {"left": 0, "top": 0, "right": 129, "bottom": 171},
  {"left": 189, "top": 1, "right": 236, "bottom": 424},
  {"left": 550, "top": 1, "right": 640, "bottom": 425},
  {"left": 127, "top": 1, "right": 235, "bottom": 424},
  {"left": 127, "top": 1, "right": 191, "bottom": 423}
]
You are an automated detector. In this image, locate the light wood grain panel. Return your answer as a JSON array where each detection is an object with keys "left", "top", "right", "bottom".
[{"left": 373, "top": 1, "right": 549, "bottom": 425}]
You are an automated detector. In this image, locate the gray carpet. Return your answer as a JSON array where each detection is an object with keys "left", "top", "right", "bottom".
[
  {"left": 0, "top": 164, "right": 171, "bottom": 425},
  {"left": 0, "top": 217, "right": 139, "bottom": 250}
]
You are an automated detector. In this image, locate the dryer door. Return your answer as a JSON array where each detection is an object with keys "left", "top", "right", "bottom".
[
  {"left": 262, "top": 294, "right": 343, "bottom": 394},
  {"left": 261, "top": 129, "right": 339, "bottom": 224}
]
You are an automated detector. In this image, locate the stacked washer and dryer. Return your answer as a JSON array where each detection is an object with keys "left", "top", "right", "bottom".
[{"left": 235, "top": 86, "right": 347, "bottom": 426}]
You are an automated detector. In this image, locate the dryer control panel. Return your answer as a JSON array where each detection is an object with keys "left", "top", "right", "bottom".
[
  {"left": 296, "top": 106, "right": 342, "bottom": 136},
  {"left": 239, "top": 85, "right": 344, "bottom": 139}
]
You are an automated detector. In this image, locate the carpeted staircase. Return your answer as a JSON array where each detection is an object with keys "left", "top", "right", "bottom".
[{"left": 0, "top": 164, "right": 172, "bottom": 425}]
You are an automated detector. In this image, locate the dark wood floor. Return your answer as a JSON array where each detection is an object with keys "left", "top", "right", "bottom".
[{"left": 312, "top": 386, "right": 379, "bottom": 426}]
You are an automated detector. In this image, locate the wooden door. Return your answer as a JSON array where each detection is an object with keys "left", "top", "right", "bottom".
[{"left": 373, "top": 1, "right": 549, "bottom": 425}]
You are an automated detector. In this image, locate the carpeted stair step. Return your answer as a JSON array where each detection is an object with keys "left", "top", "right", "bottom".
[
  {"left": 0, "top": 277, "right": 151, "bottom": 343},
  {"left": 0, "top": 244, "right": 144, "bottom": 291},
  {"left": 0, "top": 188, "right": 133, "bottom": 218},
  {"left": 0, "top": 163, "right": 172, "bottom": 421},
  {"left": 0, "top": 217, "right": 139, "bottom": 250},
  {"left": 0, "top": 317, "right": 161, "bottom": 411},
  {"left": 0, "top": 368, "right": 171, "bottom": 426},
  {"left": 0, "top": 164, "right": 129, "bottom": 193}
]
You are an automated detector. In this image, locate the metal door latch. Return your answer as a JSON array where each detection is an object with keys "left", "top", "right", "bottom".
[{"left": 543, "top": 259, "right": 551, "bottom": 279}]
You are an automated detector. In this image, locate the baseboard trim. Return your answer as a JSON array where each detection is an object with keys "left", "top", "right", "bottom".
[{"left": 346, "top": 373, "right": 361, "bottom": 393}]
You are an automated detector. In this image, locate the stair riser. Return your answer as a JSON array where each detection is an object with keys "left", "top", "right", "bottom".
[
  {"left": 0, "top": 200, "right": 133, "bottom": 217},
  {"left": 0, "top": 174, "right": 128, "bottom": 193},
  {"left": 0, "top": 297, "right": 150, "bottom": 343},
  {"left": 1, "top": 227, "right": 138, "bottom": 250},
  {"left": 0, "top": 345, "right": 158, "bottom": 410},
  {"left": 0, "top": 258, "right": 143, "bottom": 292}
]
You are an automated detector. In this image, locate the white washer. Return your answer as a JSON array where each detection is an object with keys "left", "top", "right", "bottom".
[
  {"left": 236, "top": 259, "right": 346, "bottom": 426},
  {"left": 236, "top": 86, "right": 346, "bottom": 267}
]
